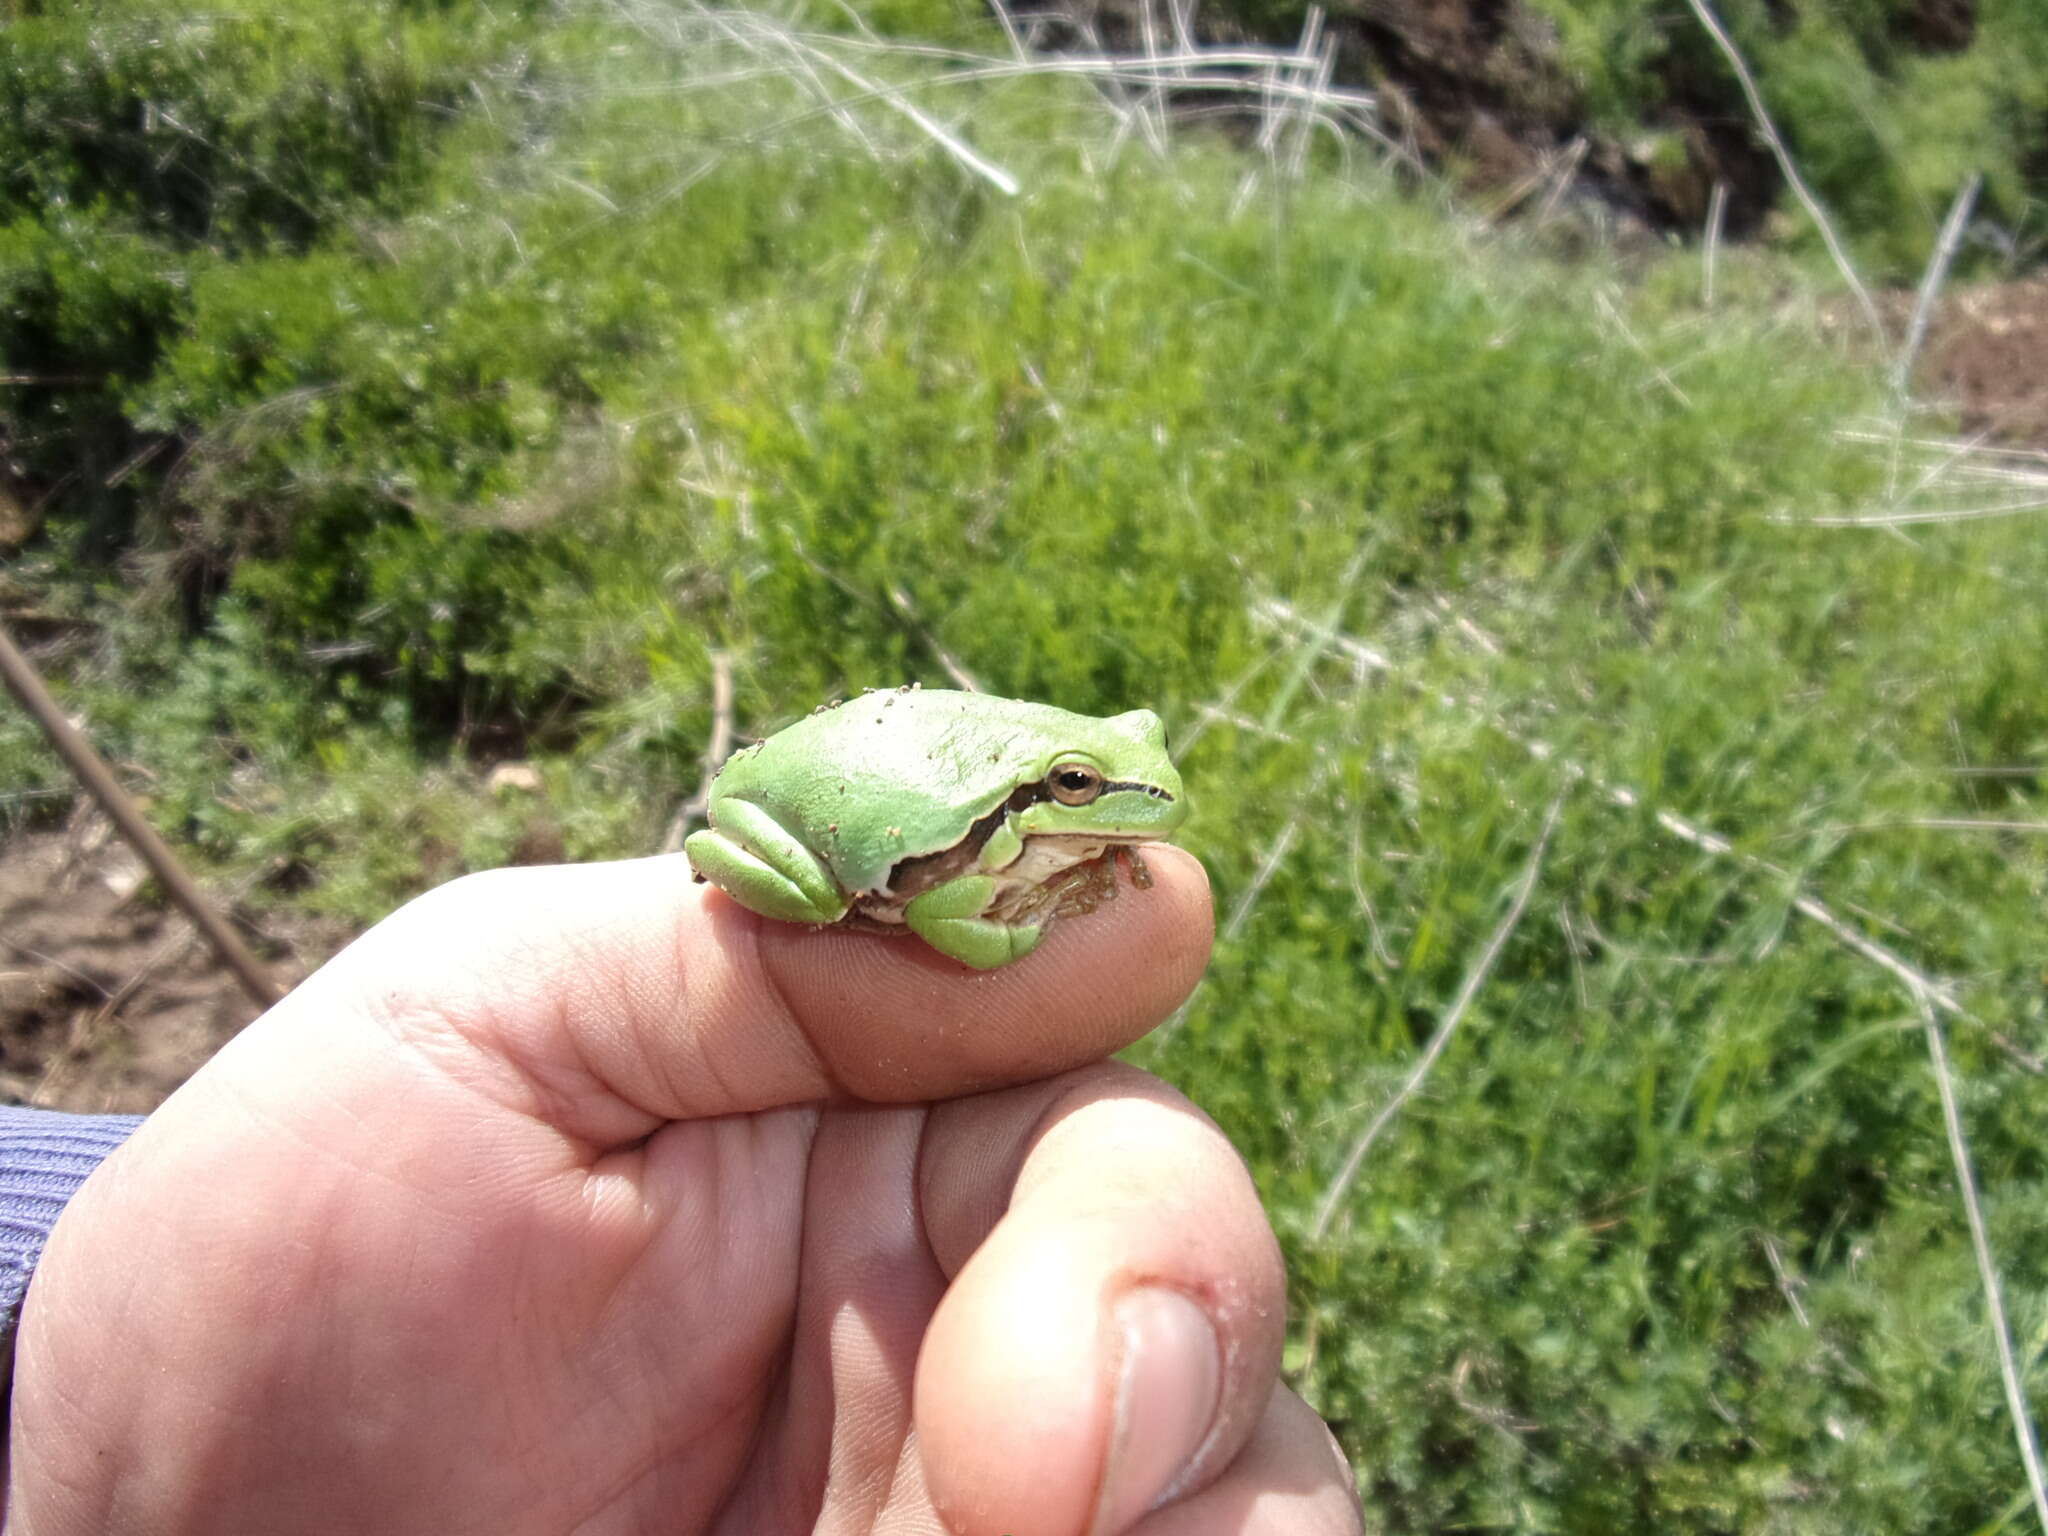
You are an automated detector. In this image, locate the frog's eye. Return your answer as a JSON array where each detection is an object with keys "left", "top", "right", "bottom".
[{"left": 1047, "top": 762, "right": 1104, "bottom": 806}]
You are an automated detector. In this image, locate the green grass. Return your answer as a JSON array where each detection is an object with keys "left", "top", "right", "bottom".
[{"left": 6, "top": 2, "right": 2048, "bottom": 1527}]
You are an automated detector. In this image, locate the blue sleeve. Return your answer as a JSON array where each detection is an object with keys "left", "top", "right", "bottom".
[{"left": 0, "top": 1106, "right": 146, "bottom": 1356}]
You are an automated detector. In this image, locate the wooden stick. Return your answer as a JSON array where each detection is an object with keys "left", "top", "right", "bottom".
[{"left": 0, "top": 622, "right": 280, "bottom": 1011}]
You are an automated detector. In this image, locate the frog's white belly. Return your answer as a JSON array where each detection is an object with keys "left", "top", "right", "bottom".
[{"left": 988, "top": 835, "right": 1112, "bottom": 902}]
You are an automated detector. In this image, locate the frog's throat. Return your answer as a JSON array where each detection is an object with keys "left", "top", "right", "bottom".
[{"left": 859, "top": 791, "right": 1160, "bottom": 928}]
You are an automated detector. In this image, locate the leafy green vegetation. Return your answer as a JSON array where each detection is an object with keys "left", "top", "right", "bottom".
[
  {"left": 1223, "top": 0, "right": 2048, "bottom": 279},
  {"left": 1528, "top": 0, "right": 2048, "bottom": 273},
  {"left": 5, "top": 0, "right": 2047, "bottom": 1527}
]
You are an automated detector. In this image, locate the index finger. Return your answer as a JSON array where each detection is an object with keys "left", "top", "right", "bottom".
[{"left": 237, "top": 847, "right": 1212, "bottom": 1149}]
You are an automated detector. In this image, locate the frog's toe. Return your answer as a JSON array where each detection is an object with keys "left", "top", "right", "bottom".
[
  {"left": 915, "top": 915, "right": 1044, "bottom": 969},
  {"left": 904, "top": 875, "right": 1043, "bottom": 968}
]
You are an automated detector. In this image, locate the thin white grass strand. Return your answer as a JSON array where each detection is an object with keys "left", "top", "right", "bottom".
[
  {"left": 1778, "top": 431, "right": 2048, "bottom": 528},
  {"left": 1221, "top": 811, "right": 1303, "bottom": 945},
  {"left": 1680, "top": 0, "right": 1884, "bottom": 346},
  {"left": 1893, "top": 173, "right": 1981, "bottom": 402},
  {"left": 1248, "top": 595, "right": 2038, "bottom": 1074},
  {"left": 605, "top": 0, "right": 1383, "bottom": 198},
  {"left": 1922, "top": 999, "right": 2048, "bottom": 1535},
  {"left": 781, "top": 32, "right": 1020, "bottom": 193},
  {"left": 1702, "top": 179, "right": 1726, "bottom": 308},
  {"left": 1311, "top": 793, "right": 1564, "bottom": 1241},
  {"left": 1256, "top": 590, "right": 2048, "bottom": 1522},
  {"left": 1793, "top": 498, "right": 2048, "bottom": 528}
]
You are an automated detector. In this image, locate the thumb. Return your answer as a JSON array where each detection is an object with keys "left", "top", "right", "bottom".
[{"left": 223, "top": 849, "right": 1212, "bottom": 1152}]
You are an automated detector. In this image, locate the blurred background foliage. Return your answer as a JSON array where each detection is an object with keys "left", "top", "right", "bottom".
[{"left": 5, "top": 0, "right": 2048, "bottom": 1527}]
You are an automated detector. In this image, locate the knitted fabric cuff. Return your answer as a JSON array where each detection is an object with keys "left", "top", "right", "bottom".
[{"left": 0, "top": 1106, "right": 146, "bottom": 1366}]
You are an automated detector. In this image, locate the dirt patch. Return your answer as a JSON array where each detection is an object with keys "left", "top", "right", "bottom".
[
  {"left": 1894, "top": 0, "right": 1976, "bottom": 53},
  {"left": 1920, "top": 277, "right": 2048, "bottom": 448},
  {"left": 0, "top": 817, "right": 345, "bottom": 1114}
]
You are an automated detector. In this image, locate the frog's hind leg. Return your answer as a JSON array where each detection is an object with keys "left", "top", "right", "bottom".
[
  {"left": 904, "top": 875, "right": 1043, "bottom": 969},
  {"left": 684, "top": 798, "right": 850, "bottom": 926}
]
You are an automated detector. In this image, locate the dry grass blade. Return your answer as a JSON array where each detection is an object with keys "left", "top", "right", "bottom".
[
  {"left": 884, "top": 584, "right": 983, "bottom": 692},
  {"left": 1679, "top": 0, "right": 1884, "bottom": 347},
  {"left": 662, "top": 650, "right": 736, "bottom": 850},
  {"left": 1702, "top": 179, "right": 1727, "bottom": 308},
  {"left": 1799, "top": 498, "right": 2048, "bottom": 529},
  {"left": 1838, "top": 817, "right": 2048, "bottom": 836},
  {"left": 1259, "top": 588, "right": 2048, "bottom": 1514},
  {"left": 1221, "top": 811, "right": 1303, "bottom": 944},
  {"left": 1921, "top": 998, "right": 2048, "bottom": 1533},
  {"left": 1759, "top": 1231, "right": 1812, "bottom": 1328},
  {"left": 607, "top": 0, "right": 1385, "bottom": 193},
  {"left": 1893, "top": 173, "right": 1981, "bottom": 403},
  {"left": 1784, "top": 430, "right": 2048, "bottom": 528},
  {"left": 1311, "top": 792, "right": 1564, "bottom": 1241}
]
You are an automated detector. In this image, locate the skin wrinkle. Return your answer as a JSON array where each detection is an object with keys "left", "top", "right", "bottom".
[
  {"left": 567, "top": 1121, "right": 812, "bottom": 1536},
  {"left": 487, "top": 895, "right": 710, "bottom": 1145},
  {"left": 810, "top": 1117, "right": 930, "bottom": 1530},
  {"left": 907, "top": 1116, "right": 947, "bottom": 1312},
  {"left": 634, "top": 1212, "right": 794, "bottom": 1531},
  {"left": 914, "top": 1090, "right": 1028, "bottom": 1279},
  {"left": 695, "top": 902, "right": 849, "bottom": 1116},
  {"left": 355, "top": 946, "right": 618, "bottom": 1157},
  {"left": 863, "top": 1427, "right": 933, "bottom": 1536},
  {"left": 557, "top": 1356, "right": 777, "bottom": 1536},
  {"left": 796, "top": 1112, "right": 924, "bottom": 1528},
  {"left": 191, "top": 1054, "right": 527, "bottom": 1236},
  {"left": 345, "top": 958, "right": 591, "bottom": 1152},
  {"left": 655, "top": 963, "right": 771, "bottom": 1133},
  {"left": 701, "top": 1244, "right": 821, "bottom": 1527},
  {"left": 914, "top": 1062, "right": 1168, "bottom": 1279},
  {"left": 590, "top": 896, "right": 777, "bottom": 1129},
  {"left": 387, "top": 877, "right": 809, "bottom": 1146},
  {"left": 543, "top": 920, "right": 675, "bottom": 1144},
  {"left": 463, "top": 907, "right": 680, "bottom": 1149},
  {"left": 770, "top": 1091, "right": 843, "bottom": 1525}
]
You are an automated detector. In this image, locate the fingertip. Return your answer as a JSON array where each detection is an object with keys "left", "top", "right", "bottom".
[{"left": 913, "top": 1085, "right": 1286, "bottom": 1536}]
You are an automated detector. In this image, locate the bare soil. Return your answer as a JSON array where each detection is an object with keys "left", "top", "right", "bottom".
[
  {"left": 1920, "top": 276, "right": 2048, "bottom": 448},
  {"left": 0, "top": 815, "right": 342, "bottom": 1114}
]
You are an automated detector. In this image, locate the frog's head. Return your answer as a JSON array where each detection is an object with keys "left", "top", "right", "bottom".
[{"left": 1015, "top": 708, "right": 1187, "bottom": 841}]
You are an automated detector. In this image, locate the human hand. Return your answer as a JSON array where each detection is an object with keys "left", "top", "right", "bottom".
[{"left": 8, "top": 850, "right": 1360, "bottom": 1535}]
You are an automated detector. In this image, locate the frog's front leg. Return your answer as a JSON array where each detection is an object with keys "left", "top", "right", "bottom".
[
  {"left": 685, "top": 798, "right": 850, "bottom": 926},
  {"left": 903, "top": 874, "right": 1043, "bottom": 969},
  {"left": 896, "top": 811, "right": 1042, "bottom": 966}
]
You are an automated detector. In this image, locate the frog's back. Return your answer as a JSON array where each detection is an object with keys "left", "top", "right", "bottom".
[{"left": 710, "top": 689, "right": 1074, "bottom": 894}]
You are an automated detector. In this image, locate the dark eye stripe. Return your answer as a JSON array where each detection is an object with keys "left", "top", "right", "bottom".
[{"left": 1101, "top": 781, "right": 1175, "bottom": 801}]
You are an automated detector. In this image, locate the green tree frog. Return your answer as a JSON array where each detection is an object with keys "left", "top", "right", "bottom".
[{"left": 684, "top": 686, "right": 1188, "bottom": 969}]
